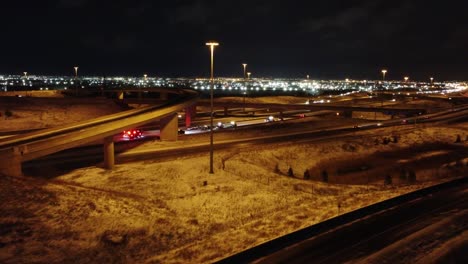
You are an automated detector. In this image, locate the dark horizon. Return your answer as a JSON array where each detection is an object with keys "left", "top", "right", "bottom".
[{"left": 1, "top": 0, "right": 467, "bottom": 81}]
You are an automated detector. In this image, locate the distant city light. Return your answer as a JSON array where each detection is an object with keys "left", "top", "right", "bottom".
[{"left": 0, "top": 73, "right": 464, "bottom": 98}]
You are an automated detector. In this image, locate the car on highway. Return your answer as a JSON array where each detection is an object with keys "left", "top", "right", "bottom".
[
  {"left": 356, "top": 122, "right": 384, "bottom": 128},
  {"left": 264, "top": 116, "right": 280, "bottom": 122},
  {"left": 121, "top": 129, "right": 143, "bottom": 140},
  {"left": 217, "top": 121, "right": 237, "bottom": 129}
]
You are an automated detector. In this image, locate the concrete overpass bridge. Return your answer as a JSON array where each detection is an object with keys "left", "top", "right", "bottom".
[
  {"left": 121, "top": 96, "right": 426, "bottom": 120},
  {"left": 76, "top": 87, "right": 183, "bottom": 101},
  {"left": 89, "top": 87, "right": 426, "bottom": 120},
  {"left": 196, "top": 101, "right": 427, "bottom": 118},
  {"left": 75, "top": 87, "right": 198, "bottom": 127},
  {"left": 0, "top": 88, "right": 199, "bottom": 177}
]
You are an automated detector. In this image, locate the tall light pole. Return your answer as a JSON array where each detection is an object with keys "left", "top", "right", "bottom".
[
  {"left": 206, "top": 41, "right": 219, "bottom": 174},
  {"left": 242, "top": 63, "right": 247, "bottom": 80},
  {"left": 22, "top": 72, "right": 28, "bottom": 86},
  {"left": 430, "top": 77, "right": 434, "bottom": 86},
  {"left": 247, "top": 72, "right": 251, "bottom": 79},
  {"left": 140, "top": 74, "right": 147, "bottom": 99},
  {"left": 381, "top": 69, "right": 387, "bottom": 81},
  {"left": 74, "top": 66, "right": 79, "bottom": 96},
  {"left": 404, "top": 76, "right": 409, "bottom": 82}
]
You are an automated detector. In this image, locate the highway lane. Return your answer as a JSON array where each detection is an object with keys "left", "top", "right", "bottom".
[
  {"left": 247, "top": 180, "right": 468, "bottom": 264},
  {"left": 118, "top": 105, "right": 468, "bottom": 161},
  {"left": 197, "top": 101, "right": 427, "bottom": 115},
  {"left": 24, "top": 125, "right": 357, "bottom": 170},
  {"left": 0, "top": 88, "right": 199, "bottom": 163},
  {"left": 22, "top": 105, "right": 467, "bottom": 170},
  {"left": 20, "top": 121, "right": 437, "bottom": 176}
]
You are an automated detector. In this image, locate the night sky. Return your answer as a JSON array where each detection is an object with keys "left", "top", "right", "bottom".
[{"left": 2, "top": 0, "right": 467, "bottom": 80}]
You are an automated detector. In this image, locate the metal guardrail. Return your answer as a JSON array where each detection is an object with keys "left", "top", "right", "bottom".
[{"left": 215, "top": 177, "right": 468, "bottom": 263}]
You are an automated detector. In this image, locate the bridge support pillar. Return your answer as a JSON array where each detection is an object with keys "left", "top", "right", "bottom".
[
  {"left": 185, "top": 105, "right": 196, "bottom": 128},
  {"left": 103, "top": 136, "right": 114, "bottom": 170},
  {"left": 117, "top": 91, "right": 124, "bottom": 100},
  {"left": 0, "top": 149, "right": 22, "bottom": 177},
  {"left": 160, "top": 113, "right": 178, "bottom": 141}
]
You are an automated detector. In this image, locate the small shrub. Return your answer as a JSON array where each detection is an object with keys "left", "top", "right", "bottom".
[
  {"left": 5, "top": 109, "right": 13, "bottom": 118},
  {"left": 303, "top": 169, "right": 310, "bottom": 180},
  {"left": 392, "top": 135, "right": 398, "bottom": 143},
  {"left": 321, "top": 170, "right": 328, "bottom": 183},
  {"left": 287, "top": 167, "right": 294, "bottom": 177},
  {"left": 399, "top": 168, "right": 407, "bottom": 181},
  {"left": 408, "top": 170, "right": 416, "bottom": 183},
  {"left": 455, "top": 134, "right": 461, "bottom": 143},
  {"left": 384, "top": 174, "right": 392, "bottom": 185},
  {"left": 274, "top": 164, "right": 280, "bottom": 173}
]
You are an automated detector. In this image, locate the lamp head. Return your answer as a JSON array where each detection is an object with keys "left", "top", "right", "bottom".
[{"left": 206, "top": 42, "right": 219, "bottom": 47}]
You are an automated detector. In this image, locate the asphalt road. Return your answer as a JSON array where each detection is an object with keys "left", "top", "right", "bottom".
[
  {"left": 22, "top": 105, "right": 468, "bottom": 171},
  {"left": 222, "top": 180, "right": 468, "bottom": 264}
]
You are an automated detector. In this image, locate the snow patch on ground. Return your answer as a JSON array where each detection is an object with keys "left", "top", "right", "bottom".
[{"left": 0, "top": 93, "right": 466, "bottom": 263}]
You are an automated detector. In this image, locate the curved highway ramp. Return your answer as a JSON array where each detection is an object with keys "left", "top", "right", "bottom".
[{"left": 0, "top": 88, "right": 198, "bottom": 177}]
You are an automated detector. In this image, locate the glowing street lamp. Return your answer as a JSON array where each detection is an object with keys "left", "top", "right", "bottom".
[
  {"left": 206, "top": 41, "right": 219, "bottom": 174},
  {"left": 23, "top": 72, "right": 28, "bottom": 79},
  {"left": 404, "top": 76, "right": 409, "bottom": 82},
  {"left": 247, "top": 72, "right": 251, "bottom": 79},
  {"left": 143, "top": 74, "right": 147, "bottom": 81},
  {"left": 242, "top": 63, "right": 247, "bottom": 79},
  {"left": 381, "top": 69, "right": 387, "bottom": 81},
  {"left": 430, "top": 77, "right": 434, "bottom": 86},
  {"left": 74, "top": 66, "right": 79, "bottom": 95}
]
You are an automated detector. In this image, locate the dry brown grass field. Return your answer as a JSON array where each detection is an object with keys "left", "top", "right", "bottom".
[{"left": 0, "top": 94, "right": 467, "bottom": 263}]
